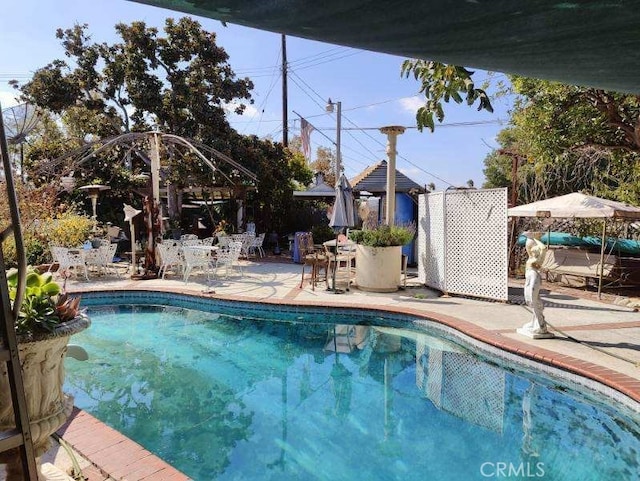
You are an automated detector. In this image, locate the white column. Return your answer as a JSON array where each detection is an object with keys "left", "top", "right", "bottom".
[
  {"left": 380, "top": 126, "right": 406, "bottom": 225},
  {"left": 151, "top": 132, "right": 161, "bottom": 206}
]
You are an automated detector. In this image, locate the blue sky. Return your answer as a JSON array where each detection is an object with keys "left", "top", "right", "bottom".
[{"left": 0, "top": 0, "right": 514, "bottom": 190}]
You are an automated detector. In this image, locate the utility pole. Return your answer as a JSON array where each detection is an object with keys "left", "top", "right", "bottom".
[
  {"left": 326, "top": 99, "right": 342, "bottom": 180},
  {"left": 281, "top": 34, "right": 288, "bottom": 147}
]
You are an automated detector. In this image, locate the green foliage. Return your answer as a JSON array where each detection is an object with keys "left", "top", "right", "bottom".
[
  {"left": 7, "top": 268, "right": 62, "bottom": 335},
  {"left": 2, "top": 233, "right": 50, "bottom": 268},
  {"left": 401, "top": 60, "right": 493, "bottom": 132},
  {"left": 482, "top": 76, "right": 640, "bottom": 205},
  {"left": 45, "top": 212, "right": 94, "bottom": 248},
  {"left": 350, "top": 223, "right": 415, "bottom": 247},
  {"left": 233, "top": 135, "right": 312, "bottom": 233},
  {"left": 21, "top": 19, "right": 254, "bottom": 138},
  {"left": 311, "top": 224, "right": 335, "bottom": 244}
]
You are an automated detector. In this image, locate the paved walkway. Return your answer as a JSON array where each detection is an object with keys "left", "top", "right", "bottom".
[{"left": 25, "top": 258, "right": 640, "bottom": 480}]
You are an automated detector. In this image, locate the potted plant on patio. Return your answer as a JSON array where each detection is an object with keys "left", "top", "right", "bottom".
[
  {"left": 349, "top": 223, "right": 415, "bottom": 292},
  {"left": 0, "top": 268, "right": 90, "bottom": 478}
]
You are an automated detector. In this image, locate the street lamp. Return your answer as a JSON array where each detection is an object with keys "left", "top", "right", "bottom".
[{"left": 326, "top": 99, "right": 342, "bottom": 181}]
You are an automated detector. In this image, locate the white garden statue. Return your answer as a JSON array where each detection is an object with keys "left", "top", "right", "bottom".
[{"left": 517, "top": 232, "right": 554, "bottom": 339}]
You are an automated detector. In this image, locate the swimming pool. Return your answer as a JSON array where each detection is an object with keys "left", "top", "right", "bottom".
[{"left": 65, "top": 293, "right": 640, "bottom": 481}]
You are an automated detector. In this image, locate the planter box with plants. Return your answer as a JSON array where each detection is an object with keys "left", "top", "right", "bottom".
[
  {"left": 349, "top": 224, "right": 415, "bottom": 292},
  {"left": 0, "top": 268, "right": 90, "bottom": 478}
]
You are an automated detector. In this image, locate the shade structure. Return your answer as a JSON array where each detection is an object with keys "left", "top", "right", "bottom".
[
  {"left": 131, "top": 0, "right": 640, "bottom": 94},
  {"left": 293, "top": 172, "right": 336, "bottom": 199},
  {"left": 508, "top": 192, "right": 640, "bottom": 297},
  {"left": 329, "top": 174, "right": 356, "bottom": 292},
  {"left": 508, "top": 193, "right": 640, "bottom": 220}
]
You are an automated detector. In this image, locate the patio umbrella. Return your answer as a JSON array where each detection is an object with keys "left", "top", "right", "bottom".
[{"left": 329, "top": 174, "right": 356, "bottom": 292}]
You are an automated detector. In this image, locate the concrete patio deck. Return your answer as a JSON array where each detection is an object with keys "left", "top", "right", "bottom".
[{"left": 9, "top": 257, "right": 640, "bottom": 480}]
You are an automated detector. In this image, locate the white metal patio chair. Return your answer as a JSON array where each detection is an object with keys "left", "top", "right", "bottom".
[
  {"left": 247, "top": 232, "right": 266, "bottom": 258},
  {"left": 182, "top": 245, "right": 213, "bottom": 283},
  {"left": 232, "top": 233, "right": 254, "bottom": 258},
  {"left": 217, "top": 234, "right": 231, "bottom": 248},
  {"left": 213, "top": 241, "right": 243, "bottom": 278},
  {"left": 52, "top": 246, "right": 89, "bottom": 280},
  {"left": 88, "top": 243, "right": 119, "bottom": 277},
  {"left": 181, "top": 238, "right": 203, "bottom": 246},
  {"left": 157, "top": 243, "right": 184, "bottom": 279}
]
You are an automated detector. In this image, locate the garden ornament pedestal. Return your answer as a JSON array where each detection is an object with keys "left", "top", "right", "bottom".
[{"left": 0, "top": 315, "right": 90, "bottom": 480}]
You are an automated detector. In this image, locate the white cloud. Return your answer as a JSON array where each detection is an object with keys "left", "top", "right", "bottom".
[
  {"left": 0, "top": 90, "right": 21, "bottom": 109},
  {"left": 398, "top": 96, "right": 424, "bottom": 114},
  {"left": 223, "top": 100, "right": 259, "bottom": 118}
]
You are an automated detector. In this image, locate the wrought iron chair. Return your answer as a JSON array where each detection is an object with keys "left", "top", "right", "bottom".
[
  {"left": 298, "top": 232, "right": 328, "bottom": 290},
  {"left": 157, "top": 243, "right": 184, "bottom": 279},
  {"left": 213, "top": 241, "right": 243, "bottom": 278},
  {"left": 248, "top": 233, "right": 266, "bottom": 258},
  {"left": 51, "top": 246, "right": 89, "bottom": 280},
  {"left": 182, "top": 245, "right": 213, "bottom": 283}
]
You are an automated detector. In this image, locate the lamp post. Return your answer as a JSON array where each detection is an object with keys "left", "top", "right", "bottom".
[{"left": 326, "top": 99, "right": 342, "bottom": 181}]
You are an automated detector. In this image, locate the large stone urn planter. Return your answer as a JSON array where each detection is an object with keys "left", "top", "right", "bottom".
[
  {"left": 0, "top": 315, "right": 90, "bottom": 479},
  {"left": 355, "top": 244, "right": 402, "bottom": 292}
]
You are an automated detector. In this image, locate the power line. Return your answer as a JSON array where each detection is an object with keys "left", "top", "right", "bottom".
[
  {"left": 340, "top": 113, "right": 457, "bottom": 187},
  {"left": 288, "top": 70, "right": 326, "bottom": 105},
  {"left": 232, "top": 46, "right": 350, "bottom": 75},
  {"left": 242, "top": 49, "right": 282, "bottom": 135}
]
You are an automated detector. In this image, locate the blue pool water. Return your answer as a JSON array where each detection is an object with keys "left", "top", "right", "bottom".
[{"left": 65, "top": 299, "right": 640, "bottom": 481}]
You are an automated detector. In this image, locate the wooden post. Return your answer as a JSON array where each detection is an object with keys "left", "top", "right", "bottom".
[{"left": 597, "top": 220, "right": 606, "bottom": 299}]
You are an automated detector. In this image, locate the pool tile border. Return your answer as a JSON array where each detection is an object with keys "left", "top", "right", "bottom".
[{"left": 57, "top": 407, "right": 191, "bottom": 480}]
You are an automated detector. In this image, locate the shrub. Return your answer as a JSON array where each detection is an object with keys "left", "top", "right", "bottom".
[
  {"left": 349, "top": 223, "right": 416, "bottom": 247},
  {"left": 45, "top": 212, "right": 93, "bottom": 248},
  {"left": 1, "top": 233, "right": 50, "bottom": 268},
  {"left": 311, "top": 224, "right": 335, "bottom": 244}
]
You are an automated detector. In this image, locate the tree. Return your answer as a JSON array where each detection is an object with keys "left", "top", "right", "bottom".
[
  {"left": 18, "top": 19, "right": 253, "bottom": 138},
  {"left": 310, "top": 146, "right": 337, "bottom": 187},
  {"left": 288, "top": 135, "right": 337, "bottom": 186},
  {"left": 14, "top": 19, "right": 313, "bottom": 232},
  {"left": 483, "top": 77, "right": 640, "bottom": 205},
  {"left": 401, "top": 60, "right": 493, "bottom": 132}
]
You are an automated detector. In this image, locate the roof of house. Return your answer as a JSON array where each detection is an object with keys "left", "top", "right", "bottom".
[{"left": 350, "top": 160, "right": 424, "bottom": 194}]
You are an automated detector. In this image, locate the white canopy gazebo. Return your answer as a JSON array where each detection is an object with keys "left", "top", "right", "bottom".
[{"left": 508, "top": 192, "right": 640, "bottom": 297}]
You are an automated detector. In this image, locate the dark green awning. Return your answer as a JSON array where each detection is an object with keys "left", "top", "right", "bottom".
[{"left": 129, "top": 0, "right": 640, "bottom": 94}]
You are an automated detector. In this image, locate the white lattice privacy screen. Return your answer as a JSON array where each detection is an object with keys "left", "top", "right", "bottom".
[{"left": 418, "top": 188, "right": 508, "bottom": 300}]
